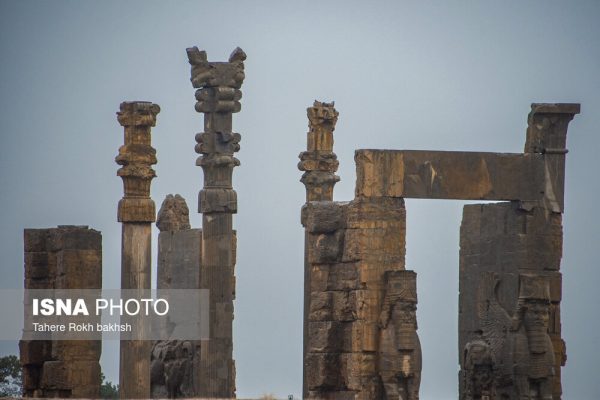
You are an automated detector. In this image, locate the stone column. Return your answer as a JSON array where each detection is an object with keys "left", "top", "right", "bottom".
[
  {"left": 298, "top": 101, "right": 339, "bottom": 398},
  {"left": 299, "top": 101, "right": 340, "bottom": 202},
  {"left": 116, "top": 101, "right": 159, "bottom": 399},
  {"left": 186, "top": 46, "right": 246, "bottom": 398}
]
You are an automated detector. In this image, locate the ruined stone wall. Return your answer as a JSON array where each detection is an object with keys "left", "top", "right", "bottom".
[
  {"left": 459, "top": 203, "right": 564, "bottom": 400},
  {"left": 151, "top": 194, "right": 202, "bottom": 398},
  {"left": 20, "top": 226, "right": 102, "bottom": 398},
  {"left": 303, "top": 197, "right": 419, "bottom": 399}
]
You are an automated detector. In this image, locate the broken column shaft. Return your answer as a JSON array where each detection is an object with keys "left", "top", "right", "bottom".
[
  {"left": 187, "top": 46, "right": 246, "bottom": 398},
  {"left": 116, "top": 101, "right": 159, "bottom": 399},
  {"left": 298, "top": 101, "right": 340, "bottom": 398}
]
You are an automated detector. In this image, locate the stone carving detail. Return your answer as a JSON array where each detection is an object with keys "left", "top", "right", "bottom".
[
  {"left": 116, "top": 101, "right": 159, "bottom": 399},
  {"left": 150, "top": 340, "right": 195, "bottom": 399},
  {"left": 300, "top": 102, "right": 579, "bottom": 400},
  {"left": 378, "top": 270, "right": 421, "bottom": 400},
  {"left": 298, "top": 101, "right": 340, "bottom": 202},
  {"left": 115, "top": 101, "right": 160, "bottom": 223},
  {"left": 462, "top": 273, "right": 555, "bottom": 400},
  {"left": 510, "top": 275, "right": 555, "bottom": 400},
  {"left": 157, "top": 194, "right": 191, "bottom": 232},
  {"left": 186, "top": 46, "right": 243, "bottom": 398}
]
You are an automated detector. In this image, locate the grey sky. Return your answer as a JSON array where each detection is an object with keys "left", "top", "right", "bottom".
[{"left": 1, "top": 1, "right": 599, "bottom": 398}]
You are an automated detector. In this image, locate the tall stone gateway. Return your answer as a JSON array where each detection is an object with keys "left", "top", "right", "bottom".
[
  {"left": 116, "top": 101, "right": 160, "bottom": 399},
  {"left": 186, "top": 46, "right": 246, "bottom": 398},
  {"left": 20, "top": 226, "right": 102, "bottom": 398},
  {"left": 300, "top": 101, "right": 421, "bottom": 399},
  {"left": 300, "top": 102, "right": 578, "bottom": 399}
]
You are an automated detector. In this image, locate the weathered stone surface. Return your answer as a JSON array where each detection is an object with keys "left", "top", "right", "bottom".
[
  {"left": 355, "top": 149, "right": 545, "bottom": 202},
  {"left": 116, "top": 101, "right": 158, "bottom": 399},
  {"left": 116, "top": 101, "right": 159, "bottom": 223},
  {"left": 157, "top": 194, "right": 191, "bottom": 232},
  {"left": 150, "top": 340, "right": 196, "bottom": 399},
  {"left": 378, "top": 270, "right": 421, "bottom": 400},
  {"left": 21, "top": 226, "right": 102, "bottom": 398},
  {"left": 302, "top": 201, "right": 347, "bottom": 233},
  {"left": 299, "top": 101, "right": 340, "bottom": 202},
  {"left": 301, "top": 102, "right": 579, "bottom": 400},
  {"left": 303, "top": 197, "right": 409, "bottom": 398},
  {"left": 308, "top": 231, "right": 345, "bottom": 264},
  {"left": 187, "top": 46, "right": 242, "bottom": 398},
  {"left": 153, "top": 194, "right": 203, "bottom": 398},
  {"left": 300, "top": 100, "right": 342, "bottom": 398},
  {"left": 459, "top": 203, "right": 566, "bottom": 399}
]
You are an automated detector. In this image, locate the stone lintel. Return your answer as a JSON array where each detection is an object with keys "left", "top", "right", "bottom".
[{"left": 355, "top": 149, "right": 545, "bottom": 202}]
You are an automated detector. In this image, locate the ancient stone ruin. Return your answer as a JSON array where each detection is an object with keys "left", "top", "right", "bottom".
[
  {"left": 18, "top": 43, "right": 580, "bottom": 400},
  {"left": 300, "top": 101, "right": 579, "bottom": 399},
  {"left": 20, "top": 226, "right": 102, "bottom": 398}
]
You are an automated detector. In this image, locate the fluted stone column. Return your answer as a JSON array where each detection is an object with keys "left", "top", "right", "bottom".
[
  {"left": 298, "top": 101, "right": 339, "bottom": 398},
  {"left": 116, "top": 101, "right": 159, "bottom": 399},
  {"left": 186, "top": 46, "right": 245, "bottom": 398}
]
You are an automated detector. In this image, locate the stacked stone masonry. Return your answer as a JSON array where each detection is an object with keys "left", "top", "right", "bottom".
[
  {"left": 152, "top": 194, "right": 239, "bottom": 399},
  {"left": 116, "top": 101, "right": 159, "bottom": 399},
  {"left": 301, "top": 102, "right": 578, "bottom": 400},
  {"left": 186, "top": 46, "right": 245, "bottom": 398},
  {"left": 20, "top": 226, "right": 102, "bottom": 398}
]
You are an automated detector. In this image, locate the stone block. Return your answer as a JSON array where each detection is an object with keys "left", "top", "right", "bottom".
[
  {"left": 328, "top": 263, "right": 361, "bottom": 291},
  {"left": 51, "top": 340, "right": 101, "bottom": 361},
  {"left": 308, "top": 231, "right": 345, "bottom": 264},
  {"left": 68, "top": 361, "right": 101, "bottom": 387},
  {"left": 24, "top": 229, "right": 50, "bottom": 252},
  {"left": 20, "top": 340, "right": 51, "bottom": 365},
  {"left": 24, "top": 252, "right": 50, "bottom": 279},
  {"left": 308, "top": 321, "right": 342, "bottom": 353},
  {"left": 346, "top": 197, "right": 405, "bottom": 230},
  {"left": 41, "top": 360, "right": 71, "bottom": 390},
  {"left": 355, "top": 149, "right": 545, "bottom": 202},
  {"left": 310, "top": 264, "right": 329, "bottom": 292},
  {"left": 48, "top": 227, "right": 101, "bottom": 252},
  {"left": 158, "top": 228, "right": 202, "bottom": 290},
  {"left": 302, "top": 201, "right": 347, "bottom": 233},
  {"left": 56, "top": 250, "right": 102, "bottom": 289},
  {"left": 332, "top": 291, "right": 358, "bottom": 321},
  {"left": 309, "top": 292, "right": 333, "bottom": 321},
  {"left": 306, "top": 353, "right": 341, "bottom": 390},
  {"left": 342, "top": 228, "right": 405, "bottom": 264},
  {"left": 22, "top": 365, "right": 41, "bottom": 390}
]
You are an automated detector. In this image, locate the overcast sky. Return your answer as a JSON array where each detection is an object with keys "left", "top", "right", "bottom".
[{"left": 1, "top": 1, "right": 599, "bottom": 399}]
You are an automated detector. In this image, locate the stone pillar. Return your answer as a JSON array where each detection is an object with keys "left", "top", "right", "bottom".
[
  {"left": 116, "top": 101, "right": 159, "bottom": 399},
  {"left": 302, "top": 195, "right": 411, "bottom": 399},
  {"left": 298, "top": 101, "right": 339, "bottom": 398},
  {"left": 186, "top": 46, "right": 246, "bottom": 398},
  {"left": 151, "top": 194, "right": 202, "bottom": 398},
  {"left": 299, "top": 101, "right": 340, "bottom": 202},
  {"left": 458, "top": 104, "right": 579, "bottom": 400},
  {"left": 20, "top": 226, "right": 102, "bottom": 398}
]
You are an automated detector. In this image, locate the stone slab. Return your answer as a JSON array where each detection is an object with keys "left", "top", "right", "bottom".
[{"left": 355, "top": 149, "right": 545, "bottom": 201}]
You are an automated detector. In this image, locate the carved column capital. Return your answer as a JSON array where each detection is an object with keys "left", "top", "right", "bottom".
[
  {"left": 299, "top": 101, "right": 340, "bottom": 202},
  {"left": 116, "top": 101, "right": 159, "bottom": 222},
  {"left": 523, "top": 103, "right": 580, "bottom": 213},
  {"left": 525, "top": 103, "right": 580, "bottom": 154}
]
